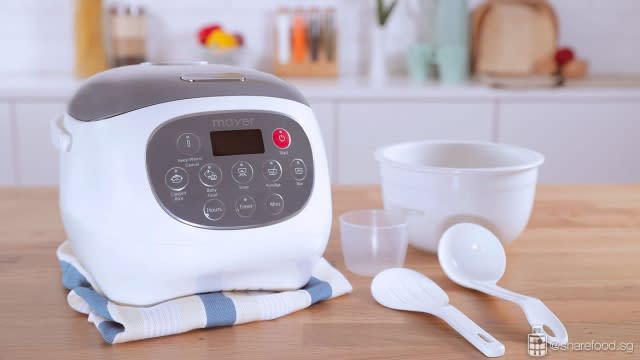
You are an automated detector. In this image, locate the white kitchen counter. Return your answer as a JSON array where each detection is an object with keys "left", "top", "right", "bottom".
[
  {"left": 2, "top": 74, "right": 640, "bottom": 100},
  {"left": 291, "top": 76, "right": 640, "bottom": 101}
]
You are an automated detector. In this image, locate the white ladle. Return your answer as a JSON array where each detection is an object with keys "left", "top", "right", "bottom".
[
  {"left": 371, "top": 268, "right": 505, "bottom": 357},
  {"left": 438, "top": 223, "right": 569, "bottom": 345}
]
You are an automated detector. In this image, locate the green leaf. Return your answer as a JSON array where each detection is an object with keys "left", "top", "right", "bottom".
[{"left": 376, "top": 0, "right": 398, "bottom": 26}]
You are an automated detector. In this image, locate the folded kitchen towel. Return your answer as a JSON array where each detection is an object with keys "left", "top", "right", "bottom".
[{"left": 56, "top": 241, "right": 352, "bottom": 344}]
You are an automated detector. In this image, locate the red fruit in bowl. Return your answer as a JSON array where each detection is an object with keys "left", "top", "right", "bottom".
[
  {"left": 555, "top": 47, "right": 575, "bottom": 67},
  {"left": 198, "top": 24, "right": 221, "bottom": 45},
  {"left": 234, "top": 33, "right": 244, "bottom": 47}
]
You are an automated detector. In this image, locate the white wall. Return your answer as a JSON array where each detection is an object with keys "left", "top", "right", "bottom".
[
  {"left": 1, "top": 0, "right": 639, "bottom": 77},
  {"left": 548, "top": 0, "right": 640, "bottom": 74}
]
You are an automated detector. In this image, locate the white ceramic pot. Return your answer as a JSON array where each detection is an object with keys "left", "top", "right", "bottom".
[
  {"left": 368, "top": 26, "right": 387, "bottom": 88},
  {"left": 375, "top": 141, "right": 544, "bottom": 252}
]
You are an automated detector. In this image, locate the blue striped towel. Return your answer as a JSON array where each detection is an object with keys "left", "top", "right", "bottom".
[{"left": 57, "top": 241, "right": 352, "bottom": 344}]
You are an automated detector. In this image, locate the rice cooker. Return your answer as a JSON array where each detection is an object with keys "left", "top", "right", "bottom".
[{"left": 51, "top": 64, "right": 332, "bottom": 306}]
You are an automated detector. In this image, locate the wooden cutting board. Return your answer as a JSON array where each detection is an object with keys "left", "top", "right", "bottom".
[{"left": 473, "top": 0, "right": 558, "bottom": 76}]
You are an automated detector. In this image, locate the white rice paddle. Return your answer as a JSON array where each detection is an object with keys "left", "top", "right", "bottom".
[
  {"left": 438, "top": 223, "right": 569, "bottom": 346},
  {"left": 371, "top": 268, "right": 505, "bottom": 357}
]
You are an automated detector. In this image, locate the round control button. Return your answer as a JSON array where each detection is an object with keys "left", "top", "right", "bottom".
[
  {"left": 235, "top": 196, "right": 257, "bottom": 218},
  {"left": 231, "top": 161, "right": 254, "bottom": 184},
  {"left": 266, "top": 193, "right": 285, "bottom": 215},
  {"left": 199, "top": 163, "right": 223, "bottom": 187},
  {"left": 176, "top": 133, "right": 201, "bottom": 156},
  {"left": 164, "top": 167, "right": 189, "bottom": 191},
  {"left": 289, "top": 159, "right": 307, "bottom": 181},
  {"left": 272, "top": 128, "right": 291, "bottom": 149},
  {"left": 262, "top": 160, "right": 283, "bottom": 182},
  {"left": 203, "top": 199, "right": 226, "bottom": 221}
]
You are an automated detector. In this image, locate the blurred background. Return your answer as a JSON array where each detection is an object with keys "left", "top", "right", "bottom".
[{"left": 1, "top": 0, "right": 639, "bottom": 185}]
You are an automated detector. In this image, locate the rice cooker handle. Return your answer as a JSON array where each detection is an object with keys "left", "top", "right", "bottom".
[{"left": 50, "top": 115, "right": 72, "bottom": 152}]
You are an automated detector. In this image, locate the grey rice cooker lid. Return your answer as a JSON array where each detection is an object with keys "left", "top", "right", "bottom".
[{"left": 67, "top": 63, "right": 309, "bottom": 122}]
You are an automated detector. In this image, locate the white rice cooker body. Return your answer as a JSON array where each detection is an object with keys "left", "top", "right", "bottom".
[{"left": 53, "top": 65, "right": 332, "bottom": 306}]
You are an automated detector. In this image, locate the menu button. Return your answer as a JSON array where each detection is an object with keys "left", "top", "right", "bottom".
[{"left": 266, "top": 193, "right": 285, "bottom": 215}]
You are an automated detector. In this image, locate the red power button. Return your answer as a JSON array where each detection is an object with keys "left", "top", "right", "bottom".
[{"left": 272, "top": 128, "right": 291, "bottom": 149}]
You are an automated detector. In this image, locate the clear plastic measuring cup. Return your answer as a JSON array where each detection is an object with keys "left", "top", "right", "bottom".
[{"left": 339, "top": 209, "right": 409, "bottom": 276}]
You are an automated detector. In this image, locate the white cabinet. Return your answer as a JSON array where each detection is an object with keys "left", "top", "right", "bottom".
[
  {"left": 0, "top": 102, "right": 14, "bottom": 185},
  {"left": 308, "top": 100, "right": 336, "bottom": 182},
  {"left": 336, "top": 102, "right": 494, "bottom": 183},
  {"left": 15, "top": 102, "right": 66, "bottom": 185},
  {"left": 498, "top": 102, "right": 640, "bottom": 183},
  {"left": 5, "top": 85, "right": 640, "bottom": 185}
]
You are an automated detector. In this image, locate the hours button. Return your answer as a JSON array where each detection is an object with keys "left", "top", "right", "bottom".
[{"left": 203, "top": 199, "right": 225, "bottom": 221}]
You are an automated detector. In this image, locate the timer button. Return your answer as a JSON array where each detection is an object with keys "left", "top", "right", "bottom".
[
  {"left": 272, "top": 128, "right": 291, "bottom": 149},
  {"left": 266, "top": 193, "right": 285, "bottom": 215},
  {"left": 176, "top": 133, "right": 201, "bottom": 156},
  {"left": 289, "top": 159, "right": 307, "bottom": 181},
  {"left": 262, "top": 160, "right": 283, "bottom": 182},
  {"left": 164, "top": 167, "right": 189, "bottom": 191},
  {"left": 203, "top": 199, "right": 225, "bottom": 221},
  {"left": 231, "top": 161, "right": 254, "bottom": 184},
  {"left": 235, "top": 196, "right": 257, "bottom": 218},
  {"left": 199, "top": 163, "right": 223, "bottom": 187}
]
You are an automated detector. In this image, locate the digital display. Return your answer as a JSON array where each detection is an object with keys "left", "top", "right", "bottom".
[{"left": 210, "top": 129, "right": 265, "bottom": 156}]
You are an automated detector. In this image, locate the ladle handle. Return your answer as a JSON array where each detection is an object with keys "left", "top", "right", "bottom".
[
  {"left": 473, "top": 282, "right": 569, "bottom": 345},
  {"left": 435, "top": 305, "right": 505, "bottom": 358},
  {"left": 520, "top": 297, "right": 569, "bottom": 346}
]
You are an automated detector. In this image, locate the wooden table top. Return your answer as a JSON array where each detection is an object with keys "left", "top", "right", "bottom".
[{"left": 1, "top": 185, "right": 638, "bottom": 359}]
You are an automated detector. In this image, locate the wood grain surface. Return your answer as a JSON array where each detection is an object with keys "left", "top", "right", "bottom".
[{"left": 0, "top": 186, "right": 638, "bottom": 359}]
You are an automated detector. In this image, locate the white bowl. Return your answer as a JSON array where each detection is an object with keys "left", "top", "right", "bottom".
[{"left": 375, "top": 141, "right": 544, "bottom": 252}]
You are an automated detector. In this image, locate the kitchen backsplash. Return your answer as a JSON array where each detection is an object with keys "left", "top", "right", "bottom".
[{"left": 2, "top": 0, "right": 639, "bottom": 77}]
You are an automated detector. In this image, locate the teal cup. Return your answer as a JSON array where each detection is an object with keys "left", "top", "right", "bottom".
[
  {"left": 435, "top": 45, "right": 469, "bottom": 85},
  {"left": 408, "top": 43, "right": 435, "bottom": 84}
]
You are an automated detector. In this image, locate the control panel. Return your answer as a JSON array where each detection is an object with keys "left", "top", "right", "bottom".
[{"left": 146, "top": 111, "right": 314, "bottom": 229}]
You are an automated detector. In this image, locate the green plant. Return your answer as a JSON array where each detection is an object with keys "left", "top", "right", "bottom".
[{"left": 376, "top": 0, "right": 398, "bottom": 26}]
